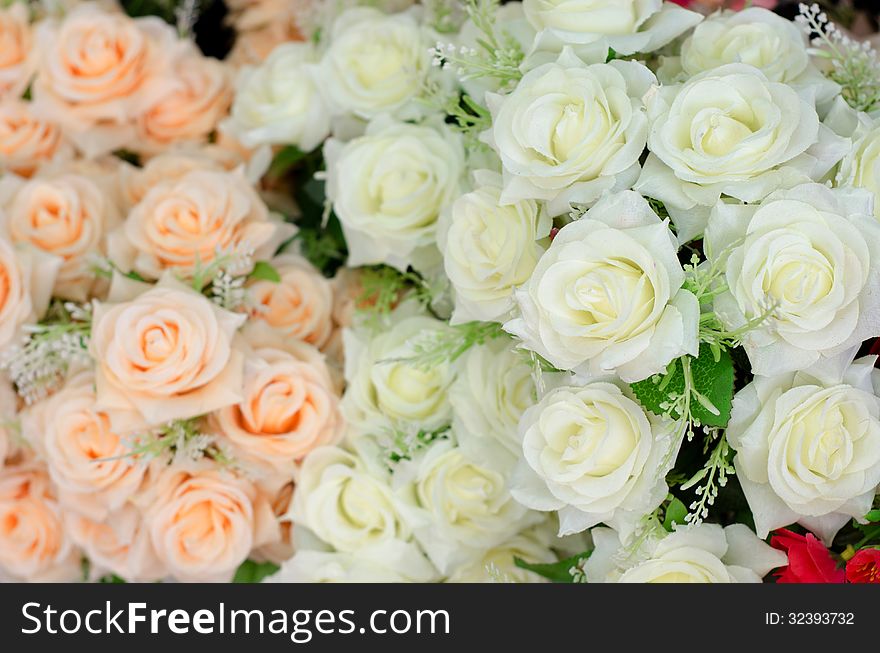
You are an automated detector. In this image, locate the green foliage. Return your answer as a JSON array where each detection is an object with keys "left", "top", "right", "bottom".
[
  {"left": 267, "top": 146, "right": 306, "bottom": 179},
  {"left": 232, "top": 560, "right": 280, "bottom": 583},
  {"left": 514, "top": 550, "right": 592, "bottom": 583},
  {"left": 681, "top": 429, "right": 735, "bottom": 524},
  {"left": 387, "top": 321, "right": 506, "bottom": 371},
  {"left": 662, "top": 495, "right": 688, "bottom": 532},
  {"left": 99, "top": 574, "right": 127, "bottom": 584},
  {"left": 292, "top": 176, "right": 348, "bottom": 276},
  {"left": 355, "top": 266, "right": 433, "bottom": 326},
  {"left": 866, "top": 510, "right": 880, "bottom": 523},
  {"left": 248, "top": 261, "right": 281, "bottom": 283}
]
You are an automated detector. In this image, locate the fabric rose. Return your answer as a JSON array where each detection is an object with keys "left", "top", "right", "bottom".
[
  {"left": 342, "top": 307, "right": 456, "bottom": 438},
  {"left": 31, "top": 3, "right": 186, "bottom": 157},
  {"left": 438, "top": 170, "right": 551, "bottom": 324},
  {"left": 0, "top": 100, "right": 70, "bottom": 177},
  {"left": 290, "top": 445, "right": 414, "bottom": 554},
  {"left": 142, "top": 466, "right": 277, "bottom": 582},
  {"left": 0, "top": 377, "right": 17, "bottom": 465},
  {"left": 483, "top": 48, "right": 655, "bottom": 216},
  {"left": 66, "top": 505, "right": 166, "bottom": 582},
  {"left": 450, "top": 338, "right": 536, "bottom": 463},
  {"left": 135, "top": 52, "right": 232, "bottom": 154},
  {"left": 209, "top": 345, "right": 343, "bottom": 486},
  {"left": 704, "top": 183, "right": 880, "bottom": 375},
  {"left": 89, "top": 273, "right": 246, "bottom": 425},
  {"left": 770, "top": 529, "right": 844, "bottom": 583},
  {"left": 0, "top": 236, "right": 59, "bottom": 351},
  {"left": 251, "top": 481, "right": 294, "bottom": 565},
  {"left": 836, "top": 113, "right": 880, "bottom": 220},
  {"left": 635, "top": 64, "right": 848, "bottom": 241},
  {"left": 0, "top": 3, "right": 34, "bottom": 100},
  {"left": 1, "top": 172, "right": 120, "bottom": 301},
  {"left": 22, "top": 370, "right": 148, "bottom": 521},
  {"left": 269, "top": 542, "right": 439, "bottom": 583},
  {"left": 117, "top": 150, "right": 226, "bottom": 210},
  {"left": 585, "top": 523, "right": 786, "bottom": 582},
  {"left": 109, "top": 168, "right": 287, "bottom": 281},
  {"left": 222, "top": 42, "right": 330, "bottom": 152},
  {"left": 0, "top": 464, "right": 81, "bottom": 581},
  {"left": 446, "top": 527, "right": 557, "bottom": 583},
  {"left": 727, "top": 355, "right": 880, "bottom": 543},
  {"left": 845, "top": 548, "right": 880, "bottom": 583},
  {"left": 396, "top": 438, "right": 540, "bottom": 574},
  {"left": 505, "top": 190, "right": 699, "bottom": 381},
  {"left": 321, "top": 6, "right": 430, "bottom": 119},
  {"left": 247, "top": 253, "right": 335, "bottom": 349},
  {"left": 325, "top": 116, "right": 464, "bottom": 272},
  {"left": 522, "top": 0, "right": 702, "bottom": 56},
  {"left": 511, "top": 379, "right": 681, "bottom": 536}
]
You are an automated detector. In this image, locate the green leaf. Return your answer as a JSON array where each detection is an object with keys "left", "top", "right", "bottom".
[
  {"left": 630, "top": 345, "right": 735, "bottom": 428},
  {"left": 268, "top": 146, "right": 306, "bottom": 177},
  {"left": 232, "top": 560, "right": 280, "bottom": 583},
  {"left": 514, "top": 550, "right": 591, "bottom": 583},
  {"left": 99, "top": 574, "right": 127, "bottom": 584},
  {"left": 866, "top": 510, "right": 880, "bottom": 523},
  {"left": 606, "top": 47, "right": 617, "bottom": 62},
  {"left": 663, "top": 496, "right": 688, "bottom": 531},
  {"left": 248, "top": 261, "right": 281, "bottom": 283}
]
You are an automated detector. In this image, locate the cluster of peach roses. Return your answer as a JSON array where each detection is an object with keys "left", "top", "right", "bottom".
[{"left": 0, "top": 1, "right": 352, "bottom": 582}]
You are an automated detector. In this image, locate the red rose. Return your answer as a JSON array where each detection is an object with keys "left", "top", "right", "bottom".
[
  {"left": 846, "top": 549, "right": 880, "bottom": 584},
  {"left": 770, "top": 529, "right": 845, "bottom": 583}
]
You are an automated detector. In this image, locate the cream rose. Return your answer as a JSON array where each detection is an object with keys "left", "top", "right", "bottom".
[
  {"left": 585, "top": 523, "right": 786, "bottom": 583},
  {"left": 2, "top": 172, "right": 120, "bottom": 301},
  {"left": 0, "top": 236, "right": 58, "bottom": 351},
  {"left": 90, "top": 273, "right": 247, "bottom": 425},
  {"left": 505, "top": 191, "right": 699, "bottom": 381},
  {"left": 396, "top": 438, "right": 540, "bottom": 574},
  {"left": 321, "top": 6, "right": 430, "bottom": 119},
  {"left": 209, "top": 346, "right": 343, "bottom": 485},
  {"left": 0, "top": 100, "right": 70, "bottom": 177},
  {"left": 522, "top": 0, "right": 701, "bottom": 56},
  {"left": 222, "top": 42, "right": 330, "bottom": 151},
  {"left": 325, "top": 116, "right": 464, "bottom": 272},
  {"left": 247, "top": 253, "right": 335, "bottom": 349},
  {"left": 0, "top": 3, "right": 34, "bottom": 100},
  {"left": 136, "top": 52, "right": 232, "bottom": 154},
  {"left": 66, "top": 505, "right": 166, "bottom": 582},
  {"left": 704, "top": 183, "right": 880, "bottom": 376},
  {"left": 143, "top": 466, "right": 277, "bottom": 582},
  {"left": 110, "top": 168, "right": 285, "bottom": 281},
  {"left": 446, "top": 526, "right": 557, "bottom": 583},
  {"left": 837, "top": 115, "right": 880, "bottom": 220},
  {"left": 342, "top": 308, "right": 456, "bottom": 438},
  {"left": 635, "top": 63, "right": 848, "bottom": 241},
  {"left": 23, "top": 370, "right": 147, "bottom": 521},
  {"left": 483, "top": 48, "right": 654, "bottom": 216},
  {"left": 0, "top": 464, "right": 81, "bottom": 581},
  {"left": 728, "top": 356, "right": 880, "bottom": 543},
  {"left": 31, "top": 3, "right": 185, "bottom": 157},
  {"left": 439, "top": 170, "right": 550, "bottom": 324},
  {"left": 269, "top": 542, "right": 439, "bottom": 583},
  {"left": 511, "top": 380, "right": 680, "bottom": 536}
]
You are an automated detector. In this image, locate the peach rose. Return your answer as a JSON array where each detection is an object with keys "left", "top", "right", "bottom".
[
  {"left": 31, "top": 3, "right": 185, "bottom": 157},
  {"left": 0, "top": 463, "right": 81, "bottom": 581},
  {"left": 248, "top": 254, "right": 335, "bottom": 348},
  {"left": 109, "top": 168, "right": 286, "bottom": 281},
  {"left": 251, "top": 481, "right": 294, "bottom": 564},
  {"left": 143, "top": 466, "right": 278, "bottom": 582},
  {"left": 23, "top": 370, "right": 147, "bottom": 521},
  {"left": 66, "top": 504, "right": 166, "bottom": 582},
  {"left": 1, "top": 172, "right": 120, "bottom": 301},
  {"left": 0, "top": 376, "right": 17, "bottom": 466},
  {"left": 0, "top": 100, "right": 70, "bottom": 177},
  {"left": 209, "top": 344, "right": 343, "bottom": 485},
  {"left": 118, "top": 151, "right": 224, "bottom": 210},
  {"left": 0, "top": 235, "right": 59, "bottom": 350},
  {"left": 90, "top": 273, "right": 247, "bottom": 425},
  {"left": 135, "top": 53, "right": 232, "bottom": 154},
  {"left": 0, "top": 4, "right": 34, "bottom": 100},
  {"left": 227, "top": 0, "right": 306, "bottom": 67}
]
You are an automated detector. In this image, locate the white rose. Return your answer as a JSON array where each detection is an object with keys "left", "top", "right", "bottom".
[
  {"left": 439, "top": 170, "right": 550, "bottom": 324},
  {"left": 837, "top": 114, "right": 880, "bottom": 220},
  {"left": 450, "top": 337, "right": 535, "bottom": 463},
  {"left": 705, "top": 183, "right": 880, "bottom": 376},
  {"left": 505, "top": 190, "right": 699, "bottom": 381},
  {"left": 446, "top": 524, "right": 558, "bottom": 583},
  {"left": 585, "top": 523, "right": 786, "bottom": 583},
  {"left": 222, "top": 42, "right": 330, "bottom": 151},
  {"left": 289, "top": 446, "right": 413, "bottom": 553},
  {"left": 728, "top": 355, "right": 880, "bottom": 544},
  {"left": 483, "top": 48, "right": 655, "bottom": 216},
  {"left": 326, "top": 116, "right": 464, "bottom": 272},
  {"left": 511, "top": 380, "right": 680, "bottom": 536},
  {"left": 522, "top": 0, "right": 701, "bottom": 56},
  {"left": 396, "top": 438, "right": 540, "bottom": 574},
  {"left": 635, "top": 64, "right": 848, "bottom": 242},
  {"left": 321, "top": 7, "right": 430, "bottom": 119},
  {"left": 342, "top": 307, "right": 456, "bottom": 438}
]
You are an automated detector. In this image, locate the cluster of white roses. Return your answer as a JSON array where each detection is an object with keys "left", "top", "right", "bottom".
[{"left": 251, "top": 0, "right": 880, "bottom": 584}]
